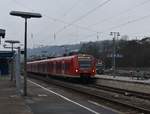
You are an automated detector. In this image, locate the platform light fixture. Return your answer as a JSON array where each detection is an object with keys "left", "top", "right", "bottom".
[{"left": 10, "top": 11, "right": 42, "bottom": 96}]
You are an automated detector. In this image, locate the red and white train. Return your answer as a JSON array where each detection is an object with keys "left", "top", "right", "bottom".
[{"left": 27, "top": 54, "right": 96, "bottom": 78}]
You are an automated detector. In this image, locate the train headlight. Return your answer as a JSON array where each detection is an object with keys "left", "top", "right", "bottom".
[
  {"left": 92, "top": 69, "right": 95, "bottom": 72},
  {"left": 75, "top": 69, "right": 78, "bottom": 72}
]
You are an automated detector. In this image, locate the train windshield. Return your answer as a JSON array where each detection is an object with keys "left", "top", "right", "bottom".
[
  {"left": 78, "top": 54, "right": 93, "bottom": 68},
  {"left": 79, "top": 60, "right": 92, "bottom": 68}
]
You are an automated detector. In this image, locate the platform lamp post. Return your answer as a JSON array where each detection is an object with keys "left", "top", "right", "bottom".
[
  {"left": 10, "top": 11, "right": 42, "bottom": 96},
  {"left": 5, "top": 40, "right": 20, "bottom": 81},
  {"left": 0, "top": 29, "right": 5, "bottom": 44}
]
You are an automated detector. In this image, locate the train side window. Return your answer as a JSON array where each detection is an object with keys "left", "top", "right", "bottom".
[
  {"left": 48, "top": 63, "right": 51, "bottom": 69},
  {"left": 41, "top": 63, "right": 43, "bottom": 71},
  {"left": 39, "top": 63, "right": 40, "bottom": 71},
  {"left": 51, "top": 63, "right": 53, "bottom": 70},
  {"left": 64, "top": 63, "right": 69, "bottom": 71},
  {"left": 37, "top": 64, "right": 39, "bottom": 71},
  {"left": 59, "top": 62, "right": 61, "bottom": 70},
  {"left": 62, "top": 62, "right": 65, "bottom": 70},
  {"left": 39, "top": 63, "right": 42, "bottom": 72},
  {"left": 46, "top": 63, "right": 48, "bottom": 72},
  {"left": 43, "top": 63, "right": 45, "bottom": 72},
  {"left": 56, "top": 62, "right": 58, "bottom": 69}
]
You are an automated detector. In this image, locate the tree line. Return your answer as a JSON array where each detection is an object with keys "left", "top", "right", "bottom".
[{"left": 79, "top": 37, "right": 150, "bottom": 68}]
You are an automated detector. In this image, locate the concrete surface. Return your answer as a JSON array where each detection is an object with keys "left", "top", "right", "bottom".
[
  {"left": 26, "top": 79, "right": 120, "bottom": 114},
  {"left": 0, "top": 76, "right": 122, "bottom": 114},
  {"left": 0, "top": 79, "right": 32, "bottom": 114},
  {"left": 96, "top": 75, "right": 150, "bottom": 94}
]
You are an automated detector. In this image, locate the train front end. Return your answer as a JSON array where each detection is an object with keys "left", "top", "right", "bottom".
[{"left": 76, "top": 54, "right": 96, "bottom": 78}]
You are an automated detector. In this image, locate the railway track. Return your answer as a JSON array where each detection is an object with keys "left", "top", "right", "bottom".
[
  {"left": 87, "top": 84, "right": 150, "bottom": 100},
  {"left": 28, "top": 74, "right": 150, "bottom": 114}
]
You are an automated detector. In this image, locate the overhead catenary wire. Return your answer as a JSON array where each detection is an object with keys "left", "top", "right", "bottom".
[
  {"left": 62, "top": 0, "right": 81, "bottom": 17},
  {"left": 55, "top": 0, "right": 111, "bottom": 35},
  {"left": 11, "top": 0, "right": 103, "bottom": 44},
  {"left": 102, "top": 13, "right": 150, "bottom": 32},
  {"left": 11, "top": 0, "right": 98, "bottom": 34},
  {"left": 80, "top": 13, "right": 150, "bottom": 40},
  {"left": 43, "top": 15, "right": 98, "bottom": 33},
  {"left": 11, "top": 0, "right": 34, "bottom": 11},
  {"left": 87, "top": 0, "right": 150, "bottom": 28},
  {"left": 12, "top": 0, "right": 150, "bottom": 36},
  {"left": 11, "top": 0, "right": 150, "bottom": 43}
]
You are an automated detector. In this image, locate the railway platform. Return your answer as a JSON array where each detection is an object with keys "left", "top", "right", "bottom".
[
  {"left": 0, "top": 76, "right": 120, "bottom": 114},
  {"left": 0, "top": 78, "right": 32, "bottom": 114},
  {"left": 25, "top": 78, "right": 119, "bottom": 114}
]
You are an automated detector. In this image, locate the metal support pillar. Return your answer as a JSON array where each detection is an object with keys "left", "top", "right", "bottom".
[
  {"left": 15, "top": 47, "right": 21, "bottom": 95},
  {"left": 11, "top": 44, "right": 14, "bottom": 81},
  {"left": 24, "top": 18, "right": 27, "bottom": 96}
]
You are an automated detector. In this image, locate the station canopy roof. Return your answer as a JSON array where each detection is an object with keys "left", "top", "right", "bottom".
[{"left": 0, "top": 51, "right": 13, "bottom": 59}]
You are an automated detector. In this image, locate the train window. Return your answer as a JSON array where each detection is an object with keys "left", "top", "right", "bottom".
[
  {"left": 37, "top": 64, "right": 39, "bottom": 71},
  {"left": 43, "top": 63, "right": 46, "bottom": 72},
  {"left": 62, "top": 62, "right": 65, "bottom": 70},
  {"left": 53, "top": 62, "right": 56, "bottom": 72},
  {"left": 46, "top": 63, "right": 48, "bottom": 72},
  {"left": 38, "top": 64, "right": 40, "bottom": 71},
  {"left": 41, "top": 63, "right": 43, "bottom": 72},
  {"left": 48, "top": 63, "right": 51, "bottom": 69},
  {"left": 43, "top": 63, "right": 45, "bottom": 72},
  {"left": 56, "top": 62, "right": 58, "bottom": 69},
  {"left": 51, "top": 63, "right": 53, "bottom": 70},
  {"left": 64, "top": 63, "right": 69, "bottom": 71},
  {"left": 38, "top": 64, "right": 41, "bottom": 71},
  {"left": 56, "top": 62, "right": 61, "bottom": 70},
  {"left": 79, "top": 60, "right": 91, "bottom": 68},
  {"left": 59, "top": 63, "right": 62, "bottom": 70}
]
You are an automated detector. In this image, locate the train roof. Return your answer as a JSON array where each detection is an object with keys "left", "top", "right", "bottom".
[
  {"left": 28, "top": 55, "right": 77, "bottom": 64},
  {"left": 27, "top": 54, "right": 93, "bottom": 64}
]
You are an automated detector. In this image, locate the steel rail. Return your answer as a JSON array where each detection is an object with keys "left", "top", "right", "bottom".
[{"left": 87, "top": 84, "right": 150, "bottom": 100}]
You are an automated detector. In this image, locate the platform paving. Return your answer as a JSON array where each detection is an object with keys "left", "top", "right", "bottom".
[
  {"left": 0, "top": 77, "right": 120, "bottom": 114},
  {"left": 26, "top": 79, "right": 118, "bottom": 114},
  {"left": 0, "top": 79, "right": 32, "bottom": 114}
]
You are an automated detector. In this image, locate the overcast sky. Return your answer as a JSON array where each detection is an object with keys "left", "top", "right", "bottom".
[{"left": 1, "top": 0, "right": 150, "bottom": 48}]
